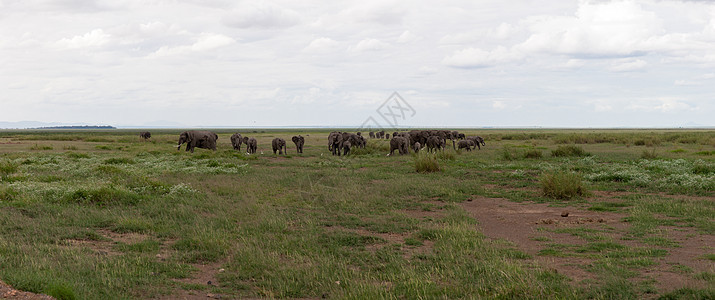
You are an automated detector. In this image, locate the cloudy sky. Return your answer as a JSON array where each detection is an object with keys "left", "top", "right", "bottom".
[{"left": 1, "top": 0, "right": 714, "bottom": 128}]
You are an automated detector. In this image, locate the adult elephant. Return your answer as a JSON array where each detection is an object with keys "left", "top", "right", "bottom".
[
  {"left": 230, "top": 133, "right": 243, "bottom": 151},
  {"left": 272, "top": 138, "right": 287, "bottom": 155},
  {"left": 388, "top": 136, "right": 409, "bottom": 156},
  {"left": 426, "top": 136, "right": 445, "bottom": 153},
  {"left": 177, "top": 131, "right": 218, "bottom": 153},
  {"left": 139, "top": 131, "right": 151, "bottom": 140},
  {"left": 243, "top": 137, "right": 258, "bottom": 154},
  {"left": 292, "top": 135, "right": 304, "bottom": 153}
]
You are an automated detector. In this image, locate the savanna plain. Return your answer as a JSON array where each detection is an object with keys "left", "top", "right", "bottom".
[{"left": 0, "top": 129, "right": 713, "bottom": 300}]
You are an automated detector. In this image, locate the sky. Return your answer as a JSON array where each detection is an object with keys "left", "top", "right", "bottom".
[{"left": 1, "top": 0, "right": 714, "bottom": 128}]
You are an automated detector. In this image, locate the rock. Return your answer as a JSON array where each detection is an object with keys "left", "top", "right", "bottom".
[{"left": 561, "top": 211, "right": 569, "bottom": 217}]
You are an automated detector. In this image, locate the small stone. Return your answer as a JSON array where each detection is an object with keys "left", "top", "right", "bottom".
[
  {"left": 218, "top": 268, "right": 225, "bottom": 272},
  {"left": 207, "top": 281, "right": 212, "bottom": 285},
  {"left": 561, "top": 211, "right": 569, "bottom": 217}
]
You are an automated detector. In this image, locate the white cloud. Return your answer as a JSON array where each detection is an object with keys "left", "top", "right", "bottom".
[
  {"left": 149, "top": 33, "right": 234, "bottom": 57},
  {"left": 518, "top": 1, "right": 662, "bottom": 57},
  {"left": 397, "top": 30, "right": 420, "bottom": 43},
  {"left": 609, "top": 59, "right": 647, "bottom": 72},
  {"left": 442, "top": 46, "right": 522, "bottom": 68},
  {"left": 626, "top": 98, "right": 696, "bottom": 113},
  {"left": 222, "top": 2, "right": 301, "bottom": 29},
  {"left": 56, "top": 29, "right": 110, "bottom": 49},
  {"left": 303, "top": 37, "right": 340, "bottom": 54},
  {"left": 350, "top": 38, "right": 389, "bottom": 52}
]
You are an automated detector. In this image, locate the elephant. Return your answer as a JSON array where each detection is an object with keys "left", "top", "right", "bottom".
[
  {"left": 328, "top": 131, "right": 342, "bottom": 155},
  {"left": 378, "top": 131, "right": 385, "bottom": 139},
  {"left": 139, "top": 131, "right": 151, "bottom": 140},
  {"left": 386, "top": 134, "right": 390, "bottom": 140},
  {"left": 342, "top": 140, "right": 352, "bottom": 156},
  {"left": 177, "top": 131, "right": 218, "bottom": 153},
  {"left": 292, "top": 135, "right": 304, "bottom": 153},
  {"left": 426, "top": 136, "right": 445, "bottom": 153},
  {"left": 369, "top": 131, "right": 375, "bottom": 139},
  {"left": 458, "top": 140, "right": 475, "bottom": 151},
  {"left": 413, "top": 142, "right": 421, "bottom": 154},
  {"left": 467, "top": 136, "right": 486, "bottom": 150},
  {"left": 243, "top": 137, "right": 257, "bottom": 154},
  {"left": 388, "top": 136, "right": 409, "bottom": 156},
  {"left": 457, "top": 133, "right": 466, "bottom": 140},
  {"left": 272, "top": 138, "right": 287, "bottom": 155},
  {"left": 230, "top": 133, "right": 243, "bottom": 151}
]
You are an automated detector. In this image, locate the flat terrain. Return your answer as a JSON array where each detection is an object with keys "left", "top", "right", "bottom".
[{"left": 0, "top": 129, "right": 713, "bottom": 299}]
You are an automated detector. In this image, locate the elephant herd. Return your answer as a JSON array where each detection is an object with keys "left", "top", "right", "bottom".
[
  {"left": 149, "top": 129, "right": 484, "bottom": 155},
  {"left": 371, "top": 130, "right": 485, "bottom": 156},
  {"left": 172, "top": 130, "right": 305, "bottom": 154}
]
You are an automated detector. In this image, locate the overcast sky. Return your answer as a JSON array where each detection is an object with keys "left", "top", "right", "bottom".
[{"left": 1, "top": 0, "right": 714, "bottom": 128}]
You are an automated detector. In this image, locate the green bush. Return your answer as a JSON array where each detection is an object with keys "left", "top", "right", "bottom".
[
  {"left": 524, "top": 149, "right": 543, "bottom": 159},
  {"left": 551, "top": 145, "right": 589, "bottom": 157},
  {"left": 641, "top": 148, "right": 658, "bottom": 159},
  {"left": 0, "top": 160, "right": 18, "bottom": 178},
  {"left": 540, "top": 171, "right": 587, "bottom": 200},
  {"left": 501, "top": 146, "right": 517, "bottom": 161},
  {"left": 415, "top": 153, "right": 440, "bottom": 173}
]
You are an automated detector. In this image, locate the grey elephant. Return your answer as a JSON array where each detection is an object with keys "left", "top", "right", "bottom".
[
  {"left": 272, "top": 138, "right": 287, "bottom": 155},
  {"left": 342, "top": 140, "right": 352, "bottom": 156},
  {"left": 328, "top": 131, "right": 342, "bottom": 155},
  {"left": 139, "top": 131, "right": 151, "bottom": 140},
  {"left": 458, "top": 140, "right": 475, "bottom": 151},
  {"left": 292, "top": 135, "right": 304, "bottom": 153},
  {"left": 426, "top": 136, "right": 445, "bottom": 153},
  {"left": 413, "top": 142, "right": 421, "bottom": 154},
  {"left": 388, "top": 136, "right": 409, "bottom": 156},
  {"left": 177, "top": 131, "right": 218, "bottom": 153},
  {"left": 230, "top": 133, "right": 243, "bottom": 151},
  {"left": 467, "top": 136, "right": 486, "bottom": 150},
  {"left": 243, "top": 137, "right": 257, "bottom": 154},
  {"left": 369, "top": 131, "right": 375, "bottom": 139}
]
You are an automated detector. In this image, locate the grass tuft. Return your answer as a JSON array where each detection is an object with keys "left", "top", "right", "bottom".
[
  {"left": 540, "top": 171, "right": 588, "bottom": 200},
  {"left": 415, "top": 153, "right": 440, "bottom": 173}
]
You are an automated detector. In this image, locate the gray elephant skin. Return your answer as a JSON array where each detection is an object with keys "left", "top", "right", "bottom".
[
  {"left": 230, "top": 133, "right": 243, "bottom": 151},
  {"left": 243, "top": 137, "right": 258, "bottom": 154},
  {"left": 272, "top": 138, "right": 287, "bottom": 155},
  {"left": 388, "top": 136, "right": 409, "bottom": 156},
  {"left": 292, "top": 135, "right": 305, "bottom": 153},
  {"left": 177, "top": 131, "right": 218, "bottom": 153},
  {"left": 139, "top": 131, "right": 151, "bottom": 140}
]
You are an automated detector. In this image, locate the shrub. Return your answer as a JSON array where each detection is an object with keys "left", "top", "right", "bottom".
[
  {"left": 501, "top": 146, "right": 517, "bottom": 161},
  {"left": 436, "top": 150, "right": 455, "bottom": 161},
  {"left": 524, "top": 149, "right": 543, "bottom": 159},
  {"left": 541, "top": 171, "right": 587, "bottom": 200},
  {"left": 415, "top": 153, "right": 440, "bottom": 173},
  {"left": 551, "top": 145, "right": 589, "bottom": 157},
  {"left": 0, "top": 160, "right": 18, "bottom": 178},
  {"left": 641, "top": 148, "right": 658, "bottom": 159},
  {"left": 103, "top": 157, "right": 135, "bottom": 164}
]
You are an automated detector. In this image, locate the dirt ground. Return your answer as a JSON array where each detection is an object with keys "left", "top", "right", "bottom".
[
  {"left": 459, "top": 192, "right": 714, "bottom": 296},
  {"left": 0, "top": 280, "right": 54, "bottom": 300}
]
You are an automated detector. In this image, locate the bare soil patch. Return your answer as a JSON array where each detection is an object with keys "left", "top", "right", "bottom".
[
  {"left": 460, "top": 196, "right": 714, "bottom": 295},
  {"left": 0, "top": 280, "right": 54, "bottom": 300}
]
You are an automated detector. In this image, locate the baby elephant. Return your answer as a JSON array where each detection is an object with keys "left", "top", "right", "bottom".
[
  {"left": 243, "top": 137, "right": 257, "bottom": 154},
  {"left": 291, "top": 135, "right": 305, "bottom": 153},
  {"left": 457, "top": 140, "right": 475, "bottom": 151},
  {"left": 413, "top": 142, "right": 421, "bottom": 154},
  {"left": 272, "top": 138, "right": 287, "bottom": 155}
]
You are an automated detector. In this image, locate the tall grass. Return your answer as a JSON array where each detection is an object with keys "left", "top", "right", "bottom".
[
  {"left": 414, "top": 153, "right": 440, "bottom": 173},
  {"left": 540, "top": 171, "right": 588, "bottom": 200}
]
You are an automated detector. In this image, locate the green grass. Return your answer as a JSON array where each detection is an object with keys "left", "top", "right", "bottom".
[{"left": 0, "top": 128, "right": 713, "bottom": 299}]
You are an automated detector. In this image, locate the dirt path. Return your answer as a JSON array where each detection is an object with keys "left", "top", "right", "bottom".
[{"left": 459, "top": 195, "right": 714, "bottom": 296}]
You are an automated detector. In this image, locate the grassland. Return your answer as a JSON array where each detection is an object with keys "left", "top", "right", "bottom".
[{"left": 0, "top": 128, "right": 713, "bottom": 299}]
